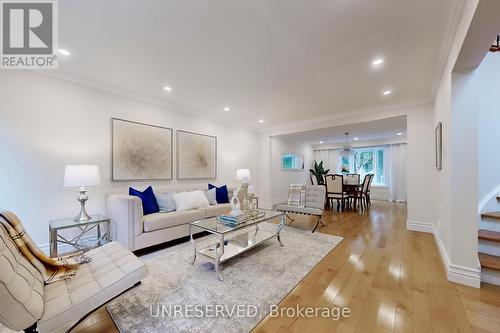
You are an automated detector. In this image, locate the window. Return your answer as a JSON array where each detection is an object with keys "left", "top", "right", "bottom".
[
  {"left": 281, "top": 153, "right": 304, "bottom": 170},
  {"left": 341, "top": 147, "right": 386, "bottom": 185}
]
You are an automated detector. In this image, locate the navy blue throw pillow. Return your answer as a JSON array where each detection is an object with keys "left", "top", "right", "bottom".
[
  {"left": 129, "top": 186, "right": 159, "bottom": 215},
  {"left": 208, "top": 184, "right": 229, "bottom": 204}
]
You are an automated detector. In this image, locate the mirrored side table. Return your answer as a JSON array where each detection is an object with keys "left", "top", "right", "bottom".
[{"left": 49, "top": 215, "right": 111, "bottom": 258}]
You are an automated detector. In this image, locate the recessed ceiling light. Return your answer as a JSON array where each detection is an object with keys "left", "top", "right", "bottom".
[
  {"left": 163, "top": 86, "right": 172, "bottom": 92},
  {"left": 58, "top": 48, "right": 70, "bottom": 56},
  {"left": 258, "top": 119, "right": 264, "bottom": 123},
  {"left": 354, "top": 137, "right": 359, "bottom": 141},
  {"left": 223, "top": 107, "right": 230, "bottom": 112},
  {"left": 372, "top": 58, "right": 384, "bottom": 66},
  {"left": 383, "top": 90, "right": 392, "bottom": 95},
  {"left": 319, "top": 141, "right": 324, "bottom": 144},
  {"left": 397, "top": 132, "right": 403, "bottom": 136}
]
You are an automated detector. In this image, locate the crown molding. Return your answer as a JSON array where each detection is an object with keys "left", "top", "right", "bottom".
[
  {"left": 265, "top": 99, "right": 431, "bottom": 137},
  {"left": 38, "top": 70, "right": 261, "bottom": 133},
  {"left": 313, "top": 136, "right": 407, "bottom": 150}
]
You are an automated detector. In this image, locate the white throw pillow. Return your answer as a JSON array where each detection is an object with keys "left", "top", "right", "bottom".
[
  {"left": 156, "top": 192, "right": 176, "bottom": 212},
  {"left": 173, "top": 190, "right": 210, "bottom": 211},
  {"left": 205, "top": 188, "right": 218, "bottom": 205}
]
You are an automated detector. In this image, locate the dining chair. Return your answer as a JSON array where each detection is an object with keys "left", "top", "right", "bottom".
[
  {"left": 325, "top": 174, "right": 347, "bottom": 211},
  {"left": 345, "top": 174, "right": 360, "bottom": 184},
  {"left": 310, "top": 173, "right": 318, "bottom": 185},
  {"left": 366, "top": 174, "right": 374, "bottom": 208},
  {"left": 358, "top": 174, "right": 374, "bottom": 211}
]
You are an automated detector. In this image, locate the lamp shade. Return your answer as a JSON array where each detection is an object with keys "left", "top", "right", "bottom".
[
  {"left": 64, "top": 165, "right": 100, "bottom": 187},
  {"left": 236, "top": 169, "right": 251, "bottom": 181}
]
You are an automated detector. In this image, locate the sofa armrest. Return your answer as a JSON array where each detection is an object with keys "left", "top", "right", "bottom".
[{"left": 106, "top": 194, "right": 143, "bottom": 251}]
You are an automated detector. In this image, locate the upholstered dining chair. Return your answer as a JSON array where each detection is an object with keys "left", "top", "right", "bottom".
[
  {"left": 345, "top": 173, "right": 360, "bottom": 184},
  {"left": 325, "top": 174, "right": 347, "bottom": 211},
  {"left": 310, "top": 173, "right": 318, "bottom": 185},
  {"left": 359, "top": 174, "right": 374, "bottom": 211},
  {"left": 366, "top": 173, "right": 374, "bottom": 208}
]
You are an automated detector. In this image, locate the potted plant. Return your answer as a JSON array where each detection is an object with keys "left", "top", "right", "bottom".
[
  {"left": 340, "top": 165, "right": 349, "bottom": 174},
  {"left": 309, "top": 160, "right": 330, "bottom": 185}
]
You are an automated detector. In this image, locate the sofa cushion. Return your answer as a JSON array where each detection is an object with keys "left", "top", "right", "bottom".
[
  {"left": 38, "top": 242, "right": 147, "bottom": 333},
  {"left": 198, "top": 204, "right": 231, "bottom": 218},
  {"left": 129, "top": 186, "right": 159, "bottom": 215},
  {"left": 208, "top": 184, "right": 229, "bottom": 204},
  {"left": 173, "top": 191, "right": 210, "bottom": 212},
  {"left": 143, "top": 210, "right": 206, "bottom": 232},
  {"left": 205, "top": 188, "right": 218, "bottom": 205},
  {"left": 156, "top": 192, "right": 176, "bottom": 213}
]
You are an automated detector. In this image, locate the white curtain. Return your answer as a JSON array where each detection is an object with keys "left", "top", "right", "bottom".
[
  {"left": 313, "top": 149, "right": 340, "bottom": 174},
  {"left": 389, "top": 143, "right": 407, "bottom": 202}
]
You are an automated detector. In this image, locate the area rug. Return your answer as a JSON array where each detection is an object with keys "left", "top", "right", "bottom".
[{"left": 107, "top": 223, "right": 343, "bottom": 333}]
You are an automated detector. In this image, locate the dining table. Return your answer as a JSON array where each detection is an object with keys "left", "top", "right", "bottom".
[{"left": 342, "top": 180, "right": 363, "bottom": 211}]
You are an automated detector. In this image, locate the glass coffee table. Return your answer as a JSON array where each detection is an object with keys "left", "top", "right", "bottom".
[{"left": 189, "top": 210, "right": 285, "bottom": 281}]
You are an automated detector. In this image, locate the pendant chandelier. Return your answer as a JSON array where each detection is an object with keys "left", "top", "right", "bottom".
[{"left": 340, "top": 132, "right": 353, "bottom": 157}]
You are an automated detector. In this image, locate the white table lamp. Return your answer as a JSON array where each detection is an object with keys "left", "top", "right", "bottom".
[
  {"left": 236, "top": 169, "right": 251, "bottom": 183},
  {"left": 64, "top": 165, "right": 100, "bottom": 222}
]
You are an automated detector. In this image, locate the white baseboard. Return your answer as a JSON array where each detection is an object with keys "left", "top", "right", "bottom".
[
  {"left": 406, "top": 219, "right": 481, "bottom": 288},
  {"left": 431, "top": 225, "right": 481, "bottom": 288},
  {"left": 406, "top": 220, "right": 433, "bottom": 233}
]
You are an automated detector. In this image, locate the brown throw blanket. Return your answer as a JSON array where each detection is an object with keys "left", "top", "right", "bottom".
[{"left": 0, "top": 210, "right": 90, "bottom": 284}]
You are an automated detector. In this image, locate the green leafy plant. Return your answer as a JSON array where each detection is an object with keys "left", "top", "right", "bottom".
[{"left": 309, "top": 160, "right": 330, "bottom": 185}]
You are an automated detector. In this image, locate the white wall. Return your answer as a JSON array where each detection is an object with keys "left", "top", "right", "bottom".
[
  {"left": 268, "top": 136, "right": 312, "bottom": 205},
  {"left": 478, "top": 53, "right": 500, "bottom": 203},
  {"left": 0, "top": 71, "right": 261, "bottom": 246},
  {"left": 430, "top": 0, "right": 481, "bottom": 287},
  {"left": 406, "top": 104, "right": 437, "bottom": 227}
]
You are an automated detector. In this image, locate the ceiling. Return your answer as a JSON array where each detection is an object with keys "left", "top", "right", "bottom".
[
  {"left": 56, "top": 0, "right": 459, "bottom": 130},
  {"left": 280, "top": 116, "right": 407, "bottom": 144}
]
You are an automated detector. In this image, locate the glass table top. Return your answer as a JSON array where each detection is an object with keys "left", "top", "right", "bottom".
[
  {"left": 49, "top": 215, "right": 109, "bottom": 230},
  {"left": 190, "top": 210, "right": 283, "bottom": 235}
]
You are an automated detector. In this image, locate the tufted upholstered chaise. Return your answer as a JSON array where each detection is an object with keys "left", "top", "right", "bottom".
[
  {"left": 275, "top": 185, "right": 326, "bottom": 233},
  {"left": 0, "top": 220, "right": 148, "bottom": 333}
]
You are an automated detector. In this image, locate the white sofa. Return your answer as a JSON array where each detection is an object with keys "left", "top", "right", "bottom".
[{"left": 106, "top": 184, "right": 238, "bottom": 251}]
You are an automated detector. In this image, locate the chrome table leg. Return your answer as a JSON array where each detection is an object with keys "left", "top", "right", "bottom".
[
  {"left": 215, "top": 235, "right": 224, "bottom": 281},
  {"left": 277, "top": 214, "right": 285, "bottom": 246},
  {"left": 189, "top": 224, "right": 196, "bottom": 265}
]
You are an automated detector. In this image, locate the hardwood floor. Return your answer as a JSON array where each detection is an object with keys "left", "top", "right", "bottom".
[{"left": 73, "top": 201, "right": 500, "bottom": 333}]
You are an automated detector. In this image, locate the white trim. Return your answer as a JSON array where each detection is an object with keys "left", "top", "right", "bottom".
[
  {"left": 40, "top": 70, "right": 259, "bottom": 133},
  {"left": 478, "top": 184, "right": 500, "bottom": 213},
  {"left": 406, "top": 220, "right": 433, "bottom": 233},
  {"left": 313, "top": 137, "right": 407, "bottom": 150},
  {"left": 266, "top": 101, "right": 429, "bottom": 137},
  {"left": 430, "top": 0, "right": 466, "bottom": 95},
  {"left": 406, "top": 220, "right": 481, "bottom": 288}
]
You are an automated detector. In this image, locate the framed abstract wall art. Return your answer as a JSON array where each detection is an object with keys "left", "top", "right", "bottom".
[
  {"left": 112, "top": 118, "right": 173, "bottom": 180},
  {"left": 176, "top": 130, "right": 217, "bottom": 179}
]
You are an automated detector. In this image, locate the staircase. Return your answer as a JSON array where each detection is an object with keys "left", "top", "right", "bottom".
[{"left": 479, "top": 196, "right": 500, "bottom": 285}]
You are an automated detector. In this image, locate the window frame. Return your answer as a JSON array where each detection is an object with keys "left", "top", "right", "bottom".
[{"left": 342, "top": 147, "right": 387, "bottom": 186}]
